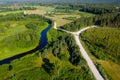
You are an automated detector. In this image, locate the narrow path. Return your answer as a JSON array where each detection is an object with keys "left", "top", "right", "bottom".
[{"left": 54, "top": 22, "right": 104, "bottom": 80}]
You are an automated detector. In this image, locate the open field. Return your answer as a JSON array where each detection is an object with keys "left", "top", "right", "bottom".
[
  {"left": 87, "top": 51, "right": 120, "bottom": 80},
  {"left": 26, "top": 11, "right": 80, "bottom": 26},
  {"left": 27, "top": 9, "right": 80, "bottom": 26},
  {"left": 0, "top": 21, "right": 27, "bottom": 40},
  {"left": 86, "top": 50, "right": 120, "bottom": 80},
  {"left": 27, "top": 10, "right": 46, "bottom": 15},
  {"left": 0, "top": 6, "right": 94, "bottom": 27},
  {"left": 26, "top": 6, "right": 94, "bottom": 27},
  {"left": 88, "top": 53, "right": 120, "bottom": 80},
  {"left": 48, "top": 14, "right": 80, "bottom": 27},
  {"left": 0, "top": 15, "right": 48, "bottom": 60},
  {"left": 98, "top": 60, "right": 120, "bottom": 80},
  {"left": 0, "top": 10, "right": 23, "bottom": 15}
]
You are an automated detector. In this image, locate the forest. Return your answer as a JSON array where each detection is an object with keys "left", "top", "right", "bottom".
[
  {"left": 54, "top": 3, "right": 120, "bottom": 14},
  {"left": 81, "top": 27, "right": 120, "bottom": 64},
  {"left": 60, "top": 13, "right": 120, "bottom": 31},
  {"left": 0, "top": 7, "right": 36, "bottom": 12}
]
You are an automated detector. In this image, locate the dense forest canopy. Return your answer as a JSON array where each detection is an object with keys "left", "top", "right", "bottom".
[
  {"left": 0, "top": 7, "right": 36, "bottom": 12},
  {"left": 81, "top": 27, "right": 120, "bottom": 64}
]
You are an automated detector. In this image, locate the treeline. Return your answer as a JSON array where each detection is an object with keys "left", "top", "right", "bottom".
[
  {"left": 54, "top": 3, "right": 119, "bottom": 15},
  {"left": 79, "top": 3, "right": 119, "bottom": 15},
  {"left": 95, "top": 13, "right": 120, "bottom": 28},
  {"left": 79, "top": 6, "right": 117, "bottom": 14},
  {"left": 0, "top": 13, "right": 52, "bottom": 24},
  {"left": 81, "top": 28, "right": 120, "bottom": 64},
  {"left": 60, "top": 17, "right": 94, "bottom": 31},
  {"left": 0, "top": 7, "right": 36, "bottom": 12},
  {"left": 0, "top": 30, "right": 39, "bottom": 49},
  {"left": 60, "top": 13, "right": 120, "bottom": 31},
  {"left": 70, "top": 5, "right": 117, "bottom": 15}
]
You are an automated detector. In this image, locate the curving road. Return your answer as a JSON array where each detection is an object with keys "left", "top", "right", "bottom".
[{"left": 54, "top": 22, "right": 104, "bottom": 80}]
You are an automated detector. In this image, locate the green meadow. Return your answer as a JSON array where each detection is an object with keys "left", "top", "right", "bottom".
[
  {"left": 0, "top": 11, "right": 23, "bottom": 15},
  {"left": 0, "top": 14, "right": 48, "bottom": 60}
]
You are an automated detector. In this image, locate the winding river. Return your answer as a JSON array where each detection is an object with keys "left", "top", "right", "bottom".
[{"left": 0, "top": 25, "right": 52, "bottom": 65}]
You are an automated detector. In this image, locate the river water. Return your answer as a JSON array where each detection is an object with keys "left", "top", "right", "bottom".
[{"left": 0, "top": 25, "right": 52, "bottom": 65}]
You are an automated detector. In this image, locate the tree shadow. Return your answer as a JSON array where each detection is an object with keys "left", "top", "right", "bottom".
[{"left": 42, "top": 58, "right": 54, "bottom": 75}]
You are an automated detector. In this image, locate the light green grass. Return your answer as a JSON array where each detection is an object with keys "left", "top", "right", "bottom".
[
  {"left": 79, "top": 11, "right": 95, "bottom": 17},
  {"left": 45, "top": 7, "right": 55, "bottom": 12},
  {"left": 0, "top": 21, "right": 27, "bottom": 40},
  {"left": 0, "top": 20, "right": 33, "bottom": 40},
  {"left": 0, "top": 17, "right": 48, "bottom": 60},
  {"left": 0, "top": 10, "right": 23, "bottom": 15},
  {"left": 0, "top": 18, "right": 45, "bottom": 40},
  {"left": 0, "top": 46, "right": 36, "bottom": 60},
  {"left": 27, "top": 6, "right": 94, "bottom": 27}
]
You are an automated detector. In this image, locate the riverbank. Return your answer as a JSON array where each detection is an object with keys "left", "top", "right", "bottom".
[{"left": 0, "top": 24, "right": 52, "bottom": 65}]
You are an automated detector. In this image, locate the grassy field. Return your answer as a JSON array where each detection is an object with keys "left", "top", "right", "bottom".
[
  {"left": 48, "top": 14, "right": 80, "bottom": 27},
  {"left": 89, "top": 52, "right": 120, "bottom": 80},
  {"left": 89, "top": 53, "right": 120, "bottom": 80},
  {"left": 0, "top": 5, "right": 94, "bottom": 27},
  {"left": 27, "top": 9, "right": 80, "bottom": 26},
  {"left": 0, "top": 6, "right": 94, "bottom": 27},
  {"left": 0, "top": 10, "right": 23, "bottom": 15},
  {"left": 26, "top": 6, "right": 94, "bottom": 27},
  {"left": 0, "top": 21, "right": 27, "bottom": 40},
  {"left": 0, "top": 18, "right": 47, "bottom": 40},
  {"left": 80, "top": 27, "right": 120, "bottom": 80},
  {"left": 98, "top": 60, "right": 120, "bottom": 80},
  {"left": 0, "top": 15, "right": 48, "bottom": 60},
  {"left": 79, "top": 11, "right": 95, "bottom": 17}
]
